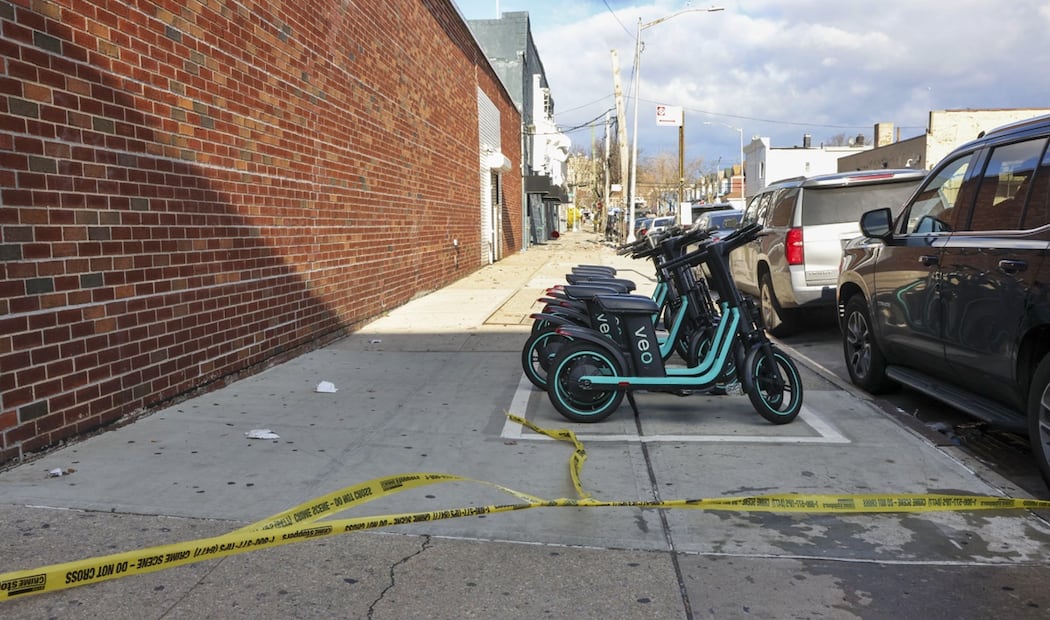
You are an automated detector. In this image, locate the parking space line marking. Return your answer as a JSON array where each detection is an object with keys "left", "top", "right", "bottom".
[
  {"left": 501, "top": 374, "right": 534, "bottom": 440},
  {"left": 503, "top": 377, "right": 850, "bottom": 444}
]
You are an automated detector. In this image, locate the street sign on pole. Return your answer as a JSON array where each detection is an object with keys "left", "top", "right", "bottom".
[{"left": 656, "top": 105, "right": 683, "bottom": 127}]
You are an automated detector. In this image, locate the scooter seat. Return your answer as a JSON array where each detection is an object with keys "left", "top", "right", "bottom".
[
  {"left": 562, "top": 283, "right": 629, "bottom": 298},
  {"left": 571, "top": 265, "right": 617, "bottom": 276},
  {"left": 564, "top": 274, "right": 637, "bottom": 291},
  {"left": 594, "top": 294, "right": 659, "bottom": 315}
]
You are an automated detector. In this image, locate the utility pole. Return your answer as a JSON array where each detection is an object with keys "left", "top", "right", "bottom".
[
  {"left": 679, "top": 110, "right": 685, "bottom": 216},
  {"left": 610, "top": 49, "right": 630, "bottom": 242},
  {"left": 603, "top": 111, "right": 611, "bottom": 237},
  {"left": 590, "top": 121, "right": 597, "bottom": 232}
]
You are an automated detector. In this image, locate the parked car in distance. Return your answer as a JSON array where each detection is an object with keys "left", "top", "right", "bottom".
[
  {"left": 648, "top": 216, "right": 677, "bottom": 236},
  {"left": 836, "top": 113, "right": 1050, "bottom": 488},
  {"left": 730, "top": 169, "right": 925, "bottom": 335},
  {"left": 694, "top": 209, "right": 743, "bottom": 240},
  {"left": 690, "top": 201, "right": 735, "bottom": 224},
  {"left": 634, "top": 217, "right": 653, "bottom": 238}
]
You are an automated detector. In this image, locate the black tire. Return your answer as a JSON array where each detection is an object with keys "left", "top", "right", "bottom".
[
  {"left": 841, "top": 295, "right": 895, "bottom": 394},
  {"left": 530, "top": 304, "right": 557, "bottom": 335},
  {"left": 531, "top": 305, "right": 575, "bottom": 335},
  {"left": 547, "top": 342, "right": 625, "bottom": 423},
  {"left": 745, "top": 344, "right": 803, "bottom": 424},
  {"left": 671, "top": 323, "right": 695, "bottom": 364},
  {"left": 758, "top": 272, "right": 796, "bottom": 337},
  {"left": 688, "top": 327, "right": 738, "bottom": 393},
  {"left": 521, "top": 327, "right": 569, "bottom": 390},
  {"left": 686, "top": 326, "right": 713, "bottom": 369},
  {"left": 716, "top": 338, "right": 742, "bottom": 393},
  {"left": 1027, "top": 355, "right": 1050, "bottom": 490}
]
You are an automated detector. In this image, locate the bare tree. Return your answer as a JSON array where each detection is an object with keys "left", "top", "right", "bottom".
[
  {"left": 826, "top": 132, "right": 871, "bottom": 146},
  {"left": 635, "top": 152, "right": 677, "bottom": 214}
]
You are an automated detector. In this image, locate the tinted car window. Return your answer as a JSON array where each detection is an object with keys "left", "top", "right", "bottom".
[
  {"left": 800, "top": 182, "right": 918, "bottom": 226},
  {"left": 768, "top": 188, "right": 797, "bottom": 227},
  {"left": 967, "top": 137, "right": 1048, "bottom": 231},
  {"left": 698, "top": 210, "right": 741, "bottom": 231},
  {"left": 1023, "top": 145, "right": 1050, "bottom": 230},
  {"left": 904, "top": 155, "right": 973, "bottom": 234},
  {"left": 743, "top": 192, "right": 769, "bottom": 225},
  {"left": 709, "top": 211, "right": 741, "bottom": 229}
]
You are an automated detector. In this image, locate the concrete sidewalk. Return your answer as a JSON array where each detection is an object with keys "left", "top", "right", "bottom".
[{"left": 3, "top": 230, "right": 1050, "bottom": 619}]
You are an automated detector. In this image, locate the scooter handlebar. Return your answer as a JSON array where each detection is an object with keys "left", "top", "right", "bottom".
[
  {"left": 655, "top": 222, "right": 763, "bottom": 272},
  {"left": 717, "top": 222, "right": 764, "bottom": 253}
]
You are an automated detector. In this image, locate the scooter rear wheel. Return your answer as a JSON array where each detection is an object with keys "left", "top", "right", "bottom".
[
  {"left": 521, "top": 327, "right": 570, "bottom": 390},
  {"left": 548, "top": 343, "right": 624, "bottom": 423},
  {"left": 745, "top": 344, "right": 803, "bottom": 424}
]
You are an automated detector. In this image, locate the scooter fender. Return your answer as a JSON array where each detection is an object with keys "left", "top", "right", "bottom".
[
  {"left": 529, "top": 311, "right": 587, "bottom": 329},
  {"left": 534, "top": 304, "right": 589, "bottom": 326},
  {"left": 736, "top": 341, "right": 758, "bottom": 394},
  {"left": 554, "top": 325, "right": 630, "bottom": 373},
  {"left": 552, "top": 297, "right": 591, "bottom": 313}
]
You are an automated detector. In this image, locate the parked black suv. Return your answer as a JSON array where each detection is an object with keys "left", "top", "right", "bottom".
[{"left": 837, "top": 114, "right": 1050, "bottom": 488}]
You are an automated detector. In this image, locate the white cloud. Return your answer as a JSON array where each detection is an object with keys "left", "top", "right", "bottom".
[{"left": 456, "top": 0, "right": 1050, "bottom": 166}]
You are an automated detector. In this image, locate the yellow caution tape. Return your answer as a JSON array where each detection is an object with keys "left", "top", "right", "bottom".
[
  {"left": 510, "top": 414, "right": 590, "bottom": 499},
  {"left": 3, "top": 414, "right": 1049, "bottom": 600}
]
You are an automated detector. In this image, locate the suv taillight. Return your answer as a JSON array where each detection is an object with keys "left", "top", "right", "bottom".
[{"left": 786, "top": 227, "right": 804, "bottom": 265}]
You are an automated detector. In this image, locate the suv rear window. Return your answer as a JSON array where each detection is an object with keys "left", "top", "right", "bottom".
[{"left": 801, "top": 181, "right": 919, "bottom": 226}]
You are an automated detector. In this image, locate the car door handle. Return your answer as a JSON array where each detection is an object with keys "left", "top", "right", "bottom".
[
  {"left": 919, "top": 254, "right": 939, "bottom": 267},
  {"left": 998, "top": 259, "right": 1028, "bottom": 274}
]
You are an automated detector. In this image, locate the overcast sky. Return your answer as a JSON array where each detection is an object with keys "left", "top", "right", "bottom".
[{"left": 454, "top": 0, "right": 1050, "bottom": 171}]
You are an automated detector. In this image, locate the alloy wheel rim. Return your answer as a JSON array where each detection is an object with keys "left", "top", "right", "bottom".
[
  {"left": 845, "top": 311, "right": 870, "bottom": 377},
  {"left": 1040, "top": 386, "right": 1050, "bottom": 461},
  {"left": 760, "top": 286, "right": 778, "bottom": 329}
]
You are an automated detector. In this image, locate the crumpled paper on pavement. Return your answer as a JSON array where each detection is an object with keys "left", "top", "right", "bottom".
[
  {"left": 245, "top": 429, "right": 280, "bottom": 440},
  {"left": 315, "top": 381, "right": 338, "bottom": 393}
]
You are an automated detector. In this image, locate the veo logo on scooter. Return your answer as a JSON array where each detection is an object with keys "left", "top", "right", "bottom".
[
  {"left": 634, "top": 325, "right": 654, "bottom": 365},
  {"left": 596, "top": 313, "right": 611, "bottom": 335}
]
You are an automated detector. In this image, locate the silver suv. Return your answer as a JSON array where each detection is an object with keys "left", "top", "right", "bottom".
[{"left": 729, "top": 169, "right": 925, "bottom": 335}]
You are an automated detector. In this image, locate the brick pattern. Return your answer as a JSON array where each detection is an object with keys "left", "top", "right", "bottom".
[{"left": 0, "top": 0, "right": 523, "bottom": 464}]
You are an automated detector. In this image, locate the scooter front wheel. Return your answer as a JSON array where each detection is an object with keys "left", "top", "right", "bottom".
[
  {"left": 745, "top": 344, "right": 803, "bottom": 424},
  {"left": 548, "top": 343, "right": 625, "bottom": 423}
]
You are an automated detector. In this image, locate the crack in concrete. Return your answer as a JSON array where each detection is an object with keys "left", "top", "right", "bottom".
[{"left": 367, "top": 534, "right": 432, "bottom": 619}]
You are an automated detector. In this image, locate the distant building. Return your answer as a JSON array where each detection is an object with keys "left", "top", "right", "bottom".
[
  {"left": 743, "top": 133, "right": 873, "bottom": 197},
  {"left": 838, "top": 109, "right": 1050, "bottom": 172},
  {"left": 467, "top": 11, "right": 571, "bottom": 245},
  {"left": 697, "top": 163, "right": 745, "bottom": 209}
]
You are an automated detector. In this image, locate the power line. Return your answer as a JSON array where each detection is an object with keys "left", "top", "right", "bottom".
[
  {"left": 557, "top": 108, "right": 617, "bottom": 134},
  {"left": 556, "top": 93, "right": 614, "bottom": 116},
  {"left": 602, "top": 0, "right": 635, "bottom": 38}
]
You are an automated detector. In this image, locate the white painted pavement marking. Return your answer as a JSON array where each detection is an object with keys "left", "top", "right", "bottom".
[
  {"left": 501, "top": 373, "right": 534, "bottom": 440},
  {"left": 502, "top": 375, "right": 850, "bottom": 444}
]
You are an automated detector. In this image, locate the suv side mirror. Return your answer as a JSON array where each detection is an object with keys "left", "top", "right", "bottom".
[{"left": 860, "top": 208, "right": 893, "bottom": 240}]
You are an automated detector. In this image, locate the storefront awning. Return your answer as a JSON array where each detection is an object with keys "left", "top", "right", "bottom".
[{"left": 524, "top": 174, "right": 551, "bottom": 195}]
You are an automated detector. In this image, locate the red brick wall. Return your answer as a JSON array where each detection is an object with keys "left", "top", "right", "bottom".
[{"left": 0, "top": 0, "right": 522, "bottom": 464}]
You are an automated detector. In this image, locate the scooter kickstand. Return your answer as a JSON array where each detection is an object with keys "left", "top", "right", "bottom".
[{"left": 626, "top": 391, "right": 641, "bottom": 417}]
